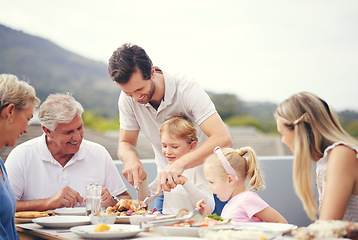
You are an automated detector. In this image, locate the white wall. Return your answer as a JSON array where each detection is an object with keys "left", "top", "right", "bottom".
[{"left": 114, "top": 156, "right": 313, "bottom": 227}]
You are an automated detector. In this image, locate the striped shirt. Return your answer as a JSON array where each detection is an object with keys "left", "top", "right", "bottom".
[{"left": 316, "top": 142, "right": 358, "bottom": 222}]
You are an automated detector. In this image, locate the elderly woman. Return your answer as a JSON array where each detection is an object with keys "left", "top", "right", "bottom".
[
  {"left": 0, "top": 74, "right": 40, "bottom": 239},
  {"left": 275, "top": 92, "right": 358, "bottom": 222}
]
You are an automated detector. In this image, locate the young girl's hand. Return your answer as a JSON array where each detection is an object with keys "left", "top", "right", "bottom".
[
  {"left": 177, "top": 175, "right": 187, "bottom": 185},
  {"left": 196, "top": 199, "right": 211, "bottom": 215}
]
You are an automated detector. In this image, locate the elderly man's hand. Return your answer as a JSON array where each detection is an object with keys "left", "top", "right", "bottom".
[
  {"left": 122, "top": 159, "right": 145, "bottom": 190},
  {"left": 100, "top": 187, "right": 116, "bottom": 208},
  {"left": 156, "top": 161, "right": 184, "bottom": 194},
  {"left": 46, "top": 186, "right": 83, "bottom": 210}
]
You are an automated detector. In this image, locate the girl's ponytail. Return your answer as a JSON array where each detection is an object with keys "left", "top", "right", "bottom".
[{"left": 237, "top": 147, "right": 265, "bottom": 191}]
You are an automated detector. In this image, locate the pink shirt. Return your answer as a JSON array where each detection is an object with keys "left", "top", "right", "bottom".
[{"left": 221, "top": 191, "right": 269, "bottom": 223}]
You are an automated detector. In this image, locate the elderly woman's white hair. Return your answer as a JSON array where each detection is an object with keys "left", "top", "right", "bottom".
[{"left": 39, "top": 93, "right": 84, "bottom": 131}]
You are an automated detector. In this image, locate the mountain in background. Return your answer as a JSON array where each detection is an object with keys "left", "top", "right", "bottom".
[
  {"left": 1, "top": 24, "right": 357, "bottom": 123},
  {"left": 0, "top": 24, "right": 119, "bottom": 118}
]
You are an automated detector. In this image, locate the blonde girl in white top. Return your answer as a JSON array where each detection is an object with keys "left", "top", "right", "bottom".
[
  {"left": 275, "top": 92, "right": 358, "bottom": 221},
  {"left": 138, "top": 114, "right": 215, "bottom": 215}
]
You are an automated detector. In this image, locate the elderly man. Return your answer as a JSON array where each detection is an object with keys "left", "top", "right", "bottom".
[{"left": 5, "top": 93, "right": 131, "bottom": 212}]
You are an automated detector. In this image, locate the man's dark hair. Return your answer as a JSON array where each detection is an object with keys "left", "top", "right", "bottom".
[{"left": 108, "top": 43, "right": 153, "bottom": 84}]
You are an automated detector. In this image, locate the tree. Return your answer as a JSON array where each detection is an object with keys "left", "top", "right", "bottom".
[{"left": 210, "top": 93, "right": 244, "bottom": 120}]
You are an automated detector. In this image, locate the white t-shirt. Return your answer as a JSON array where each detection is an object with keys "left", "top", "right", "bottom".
[
  {"left": 5, "top": 134, "right": 127, "bottom": 201},
  {"left": 118, "top": 70, "right": 217, "bottom": 171},
  {"left": 138, "top": 165, "right": 215, "bottom": 215},
  {"left": 316, "top": 142, "right": 358, "bottom": 222}
]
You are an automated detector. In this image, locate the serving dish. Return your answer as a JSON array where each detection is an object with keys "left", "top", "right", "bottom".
[
  {"left": 90, "top": 213, "right": 116, "bottom": 225},
  {"left": 232, "top": 222, "right": 298, "bottom": 234}
]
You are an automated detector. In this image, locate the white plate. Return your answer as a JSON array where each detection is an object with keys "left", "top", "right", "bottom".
[
  {"left": 143, "top": 238, "right": 201, "bottom": 240},
  {"left": 232, "top": 222, "right": 298, "bottom": 234},
  {"left": 70, "top": 224, "right": 142, "bottom": 239},
  {"left": 55, "top": 207, "right": 86, "bottom": 216},
  {"left": 153, "top": 225, "right": 231, "bottom": 237},
  {"left": 15, "top": 218, "right": 35, "bottom": 223},
  {"left": 156, "top": 214, "right": 176, "bottom": 220},
  {"left": 32, "top": 216, "right": 91, "bottom": 228},
  {"left": 154, "top": 226, "right": 202, "bottom": 237}
]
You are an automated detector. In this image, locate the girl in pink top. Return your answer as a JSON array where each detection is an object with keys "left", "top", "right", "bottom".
[{"left": 196, "top": 146, "right": 287, "bottom": 223}]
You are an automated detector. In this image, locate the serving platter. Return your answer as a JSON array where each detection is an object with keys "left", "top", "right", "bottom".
[
  {"left": 154, "top": 224, "right": 232, "bottom": 237},
  {"left": 154, "top": 222, "right": 298, "bottom": 237},
  {"left": 232, "top": 222, "right": 298, "bottom": 234}
]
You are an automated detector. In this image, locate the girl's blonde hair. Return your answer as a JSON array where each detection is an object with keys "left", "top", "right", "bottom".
[
  {"left": 0, "top": 74, "right": 40, "bottom": 113},
  {"left": 205, "top": 147, "right": 265, "bottom": 191},
  {"left": 274, "top": 91, "right": 358, "bottom": 220},
  {"left": 160, "top": 114, "right": 198, "bottom": 144}
]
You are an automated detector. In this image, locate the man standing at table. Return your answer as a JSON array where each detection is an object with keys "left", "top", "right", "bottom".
[
  {"left": 108, "top": 43, "right": 232, "bottom": 209},
  {"left": 5, "top": 93, "right": 131, "bottom": 211}
]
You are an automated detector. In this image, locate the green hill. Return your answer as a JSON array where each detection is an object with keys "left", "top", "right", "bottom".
[
  {"left": 0, "top": 24, "right": 119, "bottom": 118},
  {"left": 1, "top": 23, "right": 357, "bottom": 130}
]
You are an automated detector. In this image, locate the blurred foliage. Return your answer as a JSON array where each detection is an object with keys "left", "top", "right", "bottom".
[
  {"left": 209, "top": 93, "right": 244, "bottom": 119},
  {"left": 83, "top": 111, "right": 119, "bottom": 132},
  {"left": 225, "top": 115, "right": 263, "bottom": 131},
  {"left": 82, "top": 93, "right": 358, "bottom": 139},
  {"left": 224, "top": 115, "right": 277, "bottom": 134},
  {"left": 345, "top": 121, "right": 358, "bottom": 137}
]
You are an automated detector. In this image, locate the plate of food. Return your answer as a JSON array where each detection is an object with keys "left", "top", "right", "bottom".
[
  {"left": 199, "top": 229, "right": 284, "bottom": 240},
  {"left": 292, "top": 220, "right": 358, "bottom": 239},
  {"left": 54, "top": 207, "right": 86, "bottom": 216},
  {"left": 32, "top": 215, "right": 91, "bottom": 228},
  {"left": 153, "top": 214, "right": 232, "bottom": 237},
  {"left": 104, "top": 198, "right": 159, "bottom": 223},
  {"left": 232, "top": 222, "right": 298, "bottom": 234},
  {"left": 70, "top": 224, "right": 142, "bottom": 239},
  {"left": 15, "top": 211, "right": 55, "bottom": 223}
]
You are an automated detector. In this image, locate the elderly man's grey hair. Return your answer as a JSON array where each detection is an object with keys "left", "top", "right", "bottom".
[{"left": 39, "top": 93, "right": 84, "bottom": 131}]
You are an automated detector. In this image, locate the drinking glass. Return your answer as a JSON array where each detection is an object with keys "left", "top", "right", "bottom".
[{"left": 85, "top": 184, "right": 102, "bottom": 215}]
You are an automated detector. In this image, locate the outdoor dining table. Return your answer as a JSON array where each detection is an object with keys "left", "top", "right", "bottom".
[
  {"left": 16, "top": 222, "right": 163, "bottom": 240},
  {"left": 16, "top": 222, "right": 297, "bottom": 240}
]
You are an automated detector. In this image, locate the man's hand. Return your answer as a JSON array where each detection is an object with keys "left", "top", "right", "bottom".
[
  {"left": 122, "top": 159, "right": 146, "bottom": 189},
  {"left": 156, "top": 161, "right": 184, "bottom": 194},
  {"left": 46, "top": 186, "right": 83, "bottom": 210},
  {"left": 100, "top": 187, "right": 116, "bottom": 208}
]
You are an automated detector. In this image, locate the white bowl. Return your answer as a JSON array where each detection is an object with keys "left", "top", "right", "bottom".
[
  {"left": 129, "top": 215, "right": 156, "bottom": 225},
  {"left": 89, "top": 213, "right": 116, "bottom": 225}
]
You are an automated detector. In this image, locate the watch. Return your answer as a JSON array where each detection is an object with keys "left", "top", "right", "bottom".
[{"left": 112, "top": 195, "right": 120, "bottom": 203}]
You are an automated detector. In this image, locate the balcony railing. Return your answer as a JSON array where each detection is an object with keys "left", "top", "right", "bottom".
[{"left": 114, "top": 155, "right": 313, "bottom": 227}]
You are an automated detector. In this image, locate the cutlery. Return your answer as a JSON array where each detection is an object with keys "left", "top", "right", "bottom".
[
  {"left": 140, "top": 196, "right": 150, "bottom": 209},
  {"left": 140, "top": 210, "right": 203, "bottom": 230}
]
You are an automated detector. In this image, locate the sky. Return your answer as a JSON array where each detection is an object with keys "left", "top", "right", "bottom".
[{"left": 1, "top": 0, "right": 358, "bottom": 111}]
